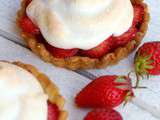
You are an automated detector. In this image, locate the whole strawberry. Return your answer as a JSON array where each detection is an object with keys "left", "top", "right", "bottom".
[
  {"left": 75, "top": 75, "right": 133, "bottom": 108},
  {"left": 84, "top": 109, "right": 122, "bottom": 120},
  {"left": 135, "top": 42, "right": 160, "bottom": 76}
]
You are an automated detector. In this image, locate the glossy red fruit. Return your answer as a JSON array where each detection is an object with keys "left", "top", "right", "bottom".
[
  {"left": 113, "top": 26, "right": 137, "bottom": 48},
  {"left": 135, "top": 42, "right": 160, "bottom": 76},
  {"left": 84, "top": 109, "right": 122, "bottom": 120},
  {"left": 46, "top": 43, "right": 79, "bottom": 58},
  {"left": 80, "top": 36, "right": 113, "bottom": 58},
  {"left": 19, "top": 16, "right": 40, "bottom": 35},
  {"left": 114, "top": 5, "right": 144, "bottom": 47},
  {"left": 48, "top": 101, "right": 59, "bottom": 120},
  {"left": 75, "top": 75, "right": 133, "bottom": 108},
  {"left": 133, "top": 5, "right": 144, "bottom": 27},
  {"left": 80, "top": 4, "right": 144, "bottom": 58}
]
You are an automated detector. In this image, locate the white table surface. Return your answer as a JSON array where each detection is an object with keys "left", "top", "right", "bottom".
[{"left": 0, "top": 0, "right": 160, "bottom": 120}]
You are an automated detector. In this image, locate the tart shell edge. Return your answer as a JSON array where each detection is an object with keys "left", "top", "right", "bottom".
[{"left": 9, "top": 61, "right": 68, "bottom": 120}]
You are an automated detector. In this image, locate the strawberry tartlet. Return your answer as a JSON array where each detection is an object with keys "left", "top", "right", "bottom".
[
  {"left": 17, "top": 0, "right": 149, "bottom": 70},
  {"left": 0, "top": 61, "right": 67, "bottom": 120}
]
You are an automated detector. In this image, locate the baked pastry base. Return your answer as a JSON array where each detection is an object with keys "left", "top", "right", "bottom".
[
  {"left": 17, "top": 0, "right": 150, "bottom": 70},
  {"left": 11, "top": 61, "right": 67, "bottom": 120}
]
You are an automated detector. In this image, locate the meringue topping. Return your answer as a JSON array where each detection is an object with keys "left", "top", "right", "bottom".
[
  {"left": 27, "top": 0, "right": 134, "bottom": 50},
  {"left": 0, "top": 62, "right": 48, "bottom": 120}
]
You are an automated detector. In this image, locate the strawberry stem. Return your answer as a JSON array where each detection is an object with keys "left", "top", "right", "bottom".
[
  {"left": 135, "top": 72, "right": 140, "bottom": 88},
  {"left": 132, "top": 86, "right": 147, "bottom": 89},
  {"left": 127, "top": 71, "right": 147, "bottom": 89},
  {"left": 123, "top": 91, "right": 134, "bottom": 107}
]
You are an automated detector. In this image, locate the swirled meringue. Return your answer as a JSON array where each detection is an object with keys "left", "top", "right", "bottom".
[{"left": 27, "top": 0, "right": 134, "bottom": 50}]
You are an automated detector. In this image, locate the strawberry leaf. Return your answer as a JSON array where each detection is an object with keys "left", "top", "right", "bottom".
[
  {"left": 115, "top": 76, "right": 127, "bottom": 83},
  {"left": 116, "top": 85, "right": 130, "bottom": 90}
]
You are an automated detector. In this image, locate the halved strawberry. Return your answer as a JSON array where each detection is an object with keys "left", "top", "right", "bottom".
[
  {"left": 113, "top": 26, "right": 137, "bottom": 48},
  {"left": 46, "top": 43, "right": 79, "bottom": 58},
  {"left": 84, "top": 109, "right": 122, "bottom": 120},
  {"left": 133, "top": 5, "right": 144, "bottom": 27},
  {"left": 113, "top": 5, "right": 144, "bottom": 47},
  {"left": 48, "top": 101, "right": 59, "bottom": 120},
  {"left": 19, "top": 16, "right": 40, "bottom": 35},
  {"left": 79, "top": 36, "right": 113, "bottom": 58}
]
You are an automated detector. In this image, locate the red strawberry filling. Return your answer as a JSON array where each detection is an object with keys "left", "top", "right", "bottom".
[
  {"left": 46, "top": 43, "right": 79, "bottom": 58},
  {"left": 19, "top": 0, "right": 145, "bottom": 58},
  {"left": 19, "top": 16, "right": 40, "bottom": 35},
  {"left": 113, "top": 5, "right": 144, "bottom": 48},
  {"left": 48, "top": 101, "right": 60, "bottom": 120},
  {"left": 79, "top": 36, "right": 114, "bottom": 58}
]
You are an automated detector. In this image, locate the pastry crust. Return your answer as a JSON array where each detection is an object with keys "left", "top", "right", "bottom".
[
  {"left": 17, "top": 0, "right": 150, "bottom": 70},
  {"left": 7, "top": 61, "right": 67, "bottom": 120}
]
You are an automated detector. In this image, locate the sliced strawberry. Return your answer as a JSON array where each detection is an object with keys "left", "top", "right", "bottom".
[
  {"left": 84, "top": 109, "right": 122, "bottom": 120},
  {"left": 45, "top": 43, "right": 79, "bottom": 58},
  {"left": 79, "top": 36, "right": 113, "bottom": 58},
  {"left": 48, "top": 101, "right": 59, "bottom": 120},
  {"left": 19, "top": 16, "right": 40, "bottom": 35},
  {"left": 133, "top": 5, "right": 144, "bottom": 27},
  {"left": 113, "top": 25, "right": 137, "bottom": 48},
  {"left": 113, "top": 5, "right": 144, "bottom": 47}
]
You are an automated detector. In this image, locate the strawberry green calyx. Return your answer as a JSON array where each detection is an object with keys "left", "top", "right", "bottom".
[
  {"left": 115, "top": 76, "right": 132, "bottom": 90},
  {"left": 115, "top": 76, "right": 134, "bottom": 105},
  {"left": 115, "top": 76, "right": 127, "bottom": 83},
  {"left": 134, "top": 53, "right": 153, "bottom": 87},
  {"left": 135, "top": 53, "right": 153, "bottom": 76}
]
